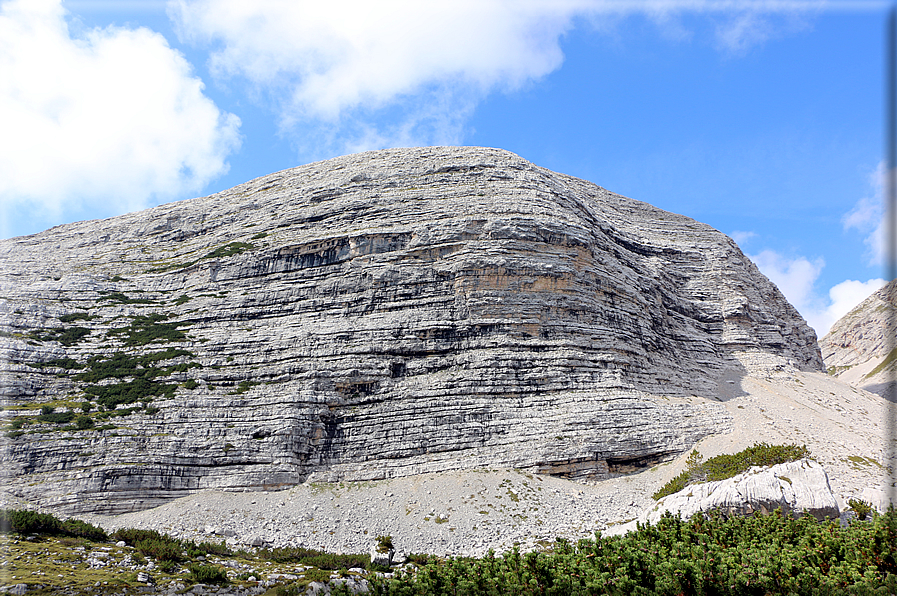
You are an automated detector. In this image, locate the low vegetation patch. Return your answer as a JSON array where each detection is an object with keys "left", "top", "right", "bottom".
[
  {"left": 106, "top": 313, "right": 188, "bottom": 346},
  {"left": 0, "top": 509, "right": 107, "bottom": 541},
  {"left": 371, "top": 509, "right": 897, "bottom": 595},
  {"left": 27, "top": 326, "right": 90, "bottom": 346},
  {"left": 97, "top": 291, "right": 159, "bottom": 305},
  {"left": 866, "top": 346, "right": 897, "bottom": 379},
  {"left": 204, "top": 242, "right": 255, "bottom": 259},
  {"left": 653, "top": 442, "right": 810, "bottom": 501}
]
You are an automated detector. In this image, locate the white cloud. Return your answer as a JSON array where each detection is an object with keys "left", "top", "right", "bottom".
[
  {"left": 824, "top": 278, "right": 887, "bottom": 327},
  {"left": 0, "top": 0, "right": 240, "bottom": 235},
  {"left": 750, "top": 249, "right": 824, "bottom": 317},
  {"left": 168, "top": 0, "right": 583, "bottom": 155},
  {"left": 730, "top": 230, "right": 756, "bottom": 245},
  {"left": 749, "top": 248, "right": 885, "bottom": 336},
  {"left": 843, "top": 161, "right": 885, "bottom": 266},
  {"left": 167, "top": 0, "right": 844, "bottom": 158}
]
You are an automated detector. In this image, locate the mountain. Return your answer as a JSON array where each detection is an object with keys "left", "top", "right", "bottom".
[
  {"left": 0, "top": 146, "right": 824, "bottom": 514},
  {"left": 820, "top": 280, "right": 896, "bottom": 401}
]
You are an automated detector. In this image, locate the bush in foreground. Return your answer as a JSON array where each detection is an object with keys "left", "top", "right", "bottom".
[
  {"left": 371, "top": 508, "right": 897, "bottom": 596},
  {"left": 0, "top": 509, "right": 107, "bottom": 541},
  {"left": 186, "top": 562, "right": 229, "bottom": 585}
]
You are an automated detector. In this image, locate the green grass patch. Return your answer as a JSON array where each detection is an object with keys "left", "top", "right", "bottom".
[
  {"left": 106, "top": 313, "right": 187, "bottom": 346},
  {"left": 204, "top": 242, "right": 254, "bottom": 259},
  {"left": 866, "top": 347, "right": 897, "bottom": 379}
]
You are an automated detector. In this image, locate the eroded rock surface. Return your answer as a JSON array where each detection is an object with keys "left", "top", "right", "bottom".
[
  {"left": 613, "top": 459, "right": 839, "bottom": 535},
  {"left": 820, "top": 280, "right": 896, "bottom": 400},
  {"left": 0, "top": 146, "right": 822, "bottom": 514}
]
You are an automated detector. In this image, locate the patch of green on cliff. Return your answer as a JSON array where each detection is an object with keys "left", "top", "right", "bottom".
[
  {"left": 59, "top": 312, "right": 95, "bottom": 323},
  {"left": 204, "top": 242, "right": 255, "bottom": 259},
  {"left": 96, "top": 291, "right": 159, "bottom": 305},
  {"left": 826, "top": 364, "right": 854, "bottom": 376},
  {"left": 27, "top": 326, "right": 90, "bottom": 346},
  {"left": 26, "top": 357, "right": 85, "bottom": 370},
  {"left": 865, "top": 347, "right": 897, "bottom": 379},
  {"left": 229, "top": 380, "right": 261, "bottom": 395},
  {"left": 106, "top": 313, "right": 187, "bottom": 346}
]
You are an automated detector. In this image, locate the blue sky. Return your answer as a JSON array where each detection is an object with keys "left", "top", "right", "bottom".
[{"left": 0, "top": 0, "right": 890, "bottom": 336}]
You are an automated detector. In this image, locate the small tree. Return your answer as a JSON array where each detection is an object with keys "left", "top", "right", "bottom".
[{"left": 376, "top": 535, "right": 394, "bottom": 553}]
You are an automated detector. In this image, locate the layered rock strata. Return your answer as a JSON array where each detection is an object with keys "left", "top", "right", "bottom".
[
  {"left": 0, "top": 146, "right": 822, "bottom": 514},
  {"left": 820, "top": 280, "right": 896, "bottom": 400}
]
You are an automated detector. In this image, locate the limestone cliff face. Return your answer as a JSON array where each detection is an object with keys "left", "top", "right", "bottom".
[
  {"left": 0, "top": 147, "right": 822, "bottom": 514},
  {"left": 820, "top": 280, "right": 895, "bottom": 399}
]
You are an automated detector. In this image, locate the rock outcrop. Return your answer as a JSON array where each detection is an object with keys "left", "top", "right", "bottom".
[
  {"left": 614, "top": 459, "right": 839, "bottom": 534},
  {"left": 820, "top": 280, "right": 895, "bottom": 400},
  {"left": 0, "top": 146, "right": 823, "bottom": 514}
]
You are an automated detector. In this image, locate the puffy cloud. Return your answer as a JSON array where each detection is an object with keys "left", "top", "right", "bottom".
[
  {"left": 749, "top": 248, "right": 885, "bottom": 336},
  {"left": 168, "top": 0, "right": 583, "bottom": 155},
  {"left": 750, "top": 249, "right": 824, "bottom": 316},
  {"left": 0, "top": 0, "right": 240, "bottom": 236},
  {"left": 167, "top": 0, "right": 837, "bottom": 157},
  {"left": 824, "top": 278, "right": 887, "bottom": 327}
]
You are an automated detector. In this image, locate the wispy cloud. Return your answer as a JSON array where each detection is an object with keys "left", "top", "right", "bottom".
[
  {"left": 730, "top": 230, "right": 757, "bottom": 245},
  {"left": 843, "top": 161, "right": 885, "bottom": 266},
  {"left": 0, "top": 0, "right": 240, "bottom": 237}
]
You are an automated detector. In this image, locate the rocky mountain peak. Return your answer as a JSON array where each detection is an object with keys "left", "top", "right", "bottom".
[{"left": 0, "top": 146, "right": 822, "bottom": 513}]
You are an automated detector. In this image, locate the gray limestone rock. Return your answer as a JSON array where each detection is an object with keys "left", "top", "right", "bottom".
[
  {"left": 0, "top": 146, "right": 822, "bottom": 514},
  {"left": 623, "top": 459, "right": 839, "bottom": 532},
  {"left": 820, "top": 279, "right": 896, "bottom": 400}
]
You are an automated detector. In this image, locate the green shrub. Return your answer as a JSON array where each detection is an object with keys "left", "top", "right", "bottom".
[
  {"left": 183, "top": 379, "right": 199, "bottom": 390},
  {"left": 80, "top": 401, "right": 92, "bottom": 413},
  {"left": 376, "top": 534, "right": 394, "bottom": 553},
  {"left": 368, "top": 509, "right": 897, "bottom": 595},
  {"left": 0, "top": 509, "right": 106, "bottom": 541},
  {"left": 75, "top": 415, "right": 94, "bottom": 430},
  {"left": 38, "top": 409, "right": 75, "bottom": 424},
  {"left": 97, "top": 292, "right": 157, "bottom": 305},
  {"left": 204, "top": 242, "right": 254, "bottom": 259},
  {"left": 106, "top": 314, "right": 186, "bottom": 346},
  {"left": 60, "top": 518, "right": 107, "bottom": 541},
  {"left": 59, "top": 313, "right": 94, "bottom": 323},
  {"left": 136, "top": 538, "right": 185, "bottom": 562},
  {"left": 113, "top": 527, "right": 164, "bottom": 545},
  {"left": 0, "top": 509, "right": 61, "bottom": 535},
  {"left": 197, "top": 540, "right": 231, "bottom": 556},
  {"left": 849, "top": 498, "right": 875, "bottom": 521},
  {"left": 187, "top": 563, "right": 229, "bottom": 585},
  {"left": 158, "top": 560, "right": 178, "bottom": 574}
]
